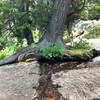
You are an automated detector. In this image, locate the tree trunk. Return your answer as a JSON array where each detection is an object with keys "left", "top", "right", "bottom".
[
  {"left": 24, "top": 28, "right": 34, "bottom": 45},
  {"left": 38, "top": 0, "right": 72, "bottom": 48},
  {"left": 18, "top": 0, "right": 34, "bottom": 45}
]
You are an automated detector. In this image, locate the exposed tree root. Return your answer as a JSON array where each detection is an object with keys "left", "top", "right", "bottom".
[{"left": 0, "top": 42, "right": 100, "bottom": 67}]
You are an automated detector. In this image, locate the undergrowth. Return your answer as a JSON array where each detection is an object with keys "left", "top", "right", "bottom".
[
  {"left": 41, "top": 44, "right": 65, "bottom": 58},
  {"left": 85, "top": 26, "right": 100, "bottom": 39},
  {"left": 73, "top": 39, "right": 92, "bottom": 49},
  {"left": 0, "top": 37, "right": 20, "bottom": 60}
]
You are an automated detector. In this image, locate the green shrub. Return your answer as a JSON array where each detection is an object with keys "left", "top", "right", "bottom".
[
  {"left": 79, "top": 9, "right": 89, "bottom": 20},
  {"left": 0, "top": 53, "right": 6, "bottom": 60},
  {"left": 74, "top": 39, "right": 92, "bottom": 49},
  {"left": 41, "top": 44, "right": 65, "bottom": 58},
  {"left": 85, "top": 26, "right": 100, "bottom": 39},
  {"left": 0, "top": 36, "right": 5, "bottom": 50},
  {"left": 88, "top": 6, "right": 100, "bottom": 20},
  {"left": 0, "top": 46, "right": 20, "bottom": 60},
  {"left": 79, "top": 5, "right": 100, "bottom": 20},
  {"left": 0, "top": 40, "right": 20, "bottom": 60}
]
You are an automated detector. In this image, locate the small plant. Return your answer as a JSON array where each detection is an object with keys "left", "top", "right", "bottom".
[
  {"left": 0, "top": 40, "right": 20, "bottom": 60},
  {"left": 0, "top": 36, "right": 5, "bottom": 50},
  {"left": 31, "top": 43, "right": 37, "bottom": 48},
  {"left": 74, "top": 39, "right": 92, "bottom": 49},
  {"left": 0, "top": 52, "right": 6, "bottom": 60},
  {"left": 85, "top": 26, "right": 100, "bottom": 39},
  {"left": 41, "top": 44, "right": 65, "bottom": 58}
]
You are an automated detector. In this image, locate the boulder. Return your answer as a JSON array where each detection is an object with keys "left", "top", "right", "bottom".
[{"left": 0, "top": 62, "right": 40, "bottom": 100}]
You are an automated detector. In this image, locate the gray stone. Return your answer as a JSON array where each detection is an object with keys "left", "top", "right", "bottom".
[
  {"left": 52, "top": 61, "right": 100, "bottom": 100},
  {"left": 0, "top": 61, "right": 40, "bottom": 100}
]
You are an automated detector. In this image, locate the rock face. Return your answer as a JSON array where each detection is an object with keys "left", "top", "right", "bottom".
[
  {"left": 0, "top": 61, "right": 40, "bottom": 100},
  {"left": 0, "top": 57, "right": 100, "bottom": 100},
  {"left": 52, "top": 60, "right": 100, "bottom": 100},
  {"left": 52, "top": 67, "right": 100, "bottom": 99}
]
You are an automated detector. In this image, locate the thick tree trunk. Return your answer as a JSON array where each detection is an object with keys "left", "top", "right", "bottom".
[{"left": 38, "top": 0, "right": 72, "bottom": 48}]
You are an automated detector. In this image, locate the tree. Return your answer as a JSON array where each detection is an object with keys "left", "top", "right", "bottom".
[
  {"left": 37, "top": 0, "right": 72, "bottom": 48},
  {"left": 0, "top": 0, "right": 86, "bottom": 46},
  {"left": 15, "top": 0, "right": 34, "bottom": 45},
  {"left": 0, "top": 0, "right": 88, "bottom": 65},
  {"left": 0, "top": 0, "right": 34, "bottom": 45}
]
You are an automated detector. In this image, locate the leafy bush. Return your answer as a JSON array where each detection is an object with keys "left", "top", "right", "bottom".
[
  {"left": 79, "top": 5, "right": 100, "bottom": 20},
  {"left": 0, "top": 52, "right": 6, "bottom": 60},
  {"left": 33, "top": 29, "right": 40, "bottom": 43},
  {"left": 74, "top": 39, "right": 92, "bottom": 49},
  {"left": 88, "top": 6, "right": 100, "bottom": 20},
  {"left": 85, "top": 26, "right": 100, "bottom": 39},
  {"left": 79, "top": 9, "right": 89, "bottom": 20},
  {"left": 0, "top": 40, "right": 20, "bottom": 60},
  {"left": 0, "top": 36, "right": 5, "bottom": 50},
  {"left": 41, "top": 44, "right": 65, "bottom": 58}
]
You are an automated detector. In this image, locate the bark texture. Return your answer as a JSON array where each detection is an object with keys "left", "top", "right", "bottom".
[
  {"left": 38, "top": 0, "right": 72, "bottom": 47},
  {"left": 18, "top": 0, "right": 34, "bottom": 45}
]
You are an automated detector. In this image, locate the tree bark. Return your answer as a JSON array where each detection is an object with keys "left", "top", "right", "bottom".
[
  {"left": 38, "top": 0, "right": 72, "bottom": 48},
  {"left": 24, "top": 28, "right": 34, "bottom": 45}
]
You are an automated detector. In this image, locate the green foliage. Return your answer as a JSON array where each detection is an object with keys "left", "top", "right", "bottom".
[
  {"left": 79, "top": 9, "right": 89, "bottom": 20},
  {"left": 7, "top": 41, "right": 20, "bottom": 53},
  {"left": 33, "top": 29, "right": 40, "bottom": 43},
  {"left": 0, "top": 52, "right": 6, "bottom": 60},
  {"left": 0, "top": 36, "right": 5, "bottom": 50},
  {"left": 30, "top": 0, "right": 55, "bottom": 34},
  {"left": 0, "top": 36, "right": 5, "bottom": 44},
  {"left": 74, "top": 39, "right": 92, "bottom": 49},
  {"left": 85, "top": 26, "right": 100, "bottom": 39},
  {"left": 0, "top": 40, "right": 20, "bottom": 60},
  {"left": 31, "top": 43, "right": 37, "bottom": 48},
  {"left": 88, "top": 6, "right": 100, "bottom": 20},
  {"left": 41, "top": 44, "right": 65, "bottom": 58},
  {"left": 0, "top": 0, "right": 55, "bottom": 43}
]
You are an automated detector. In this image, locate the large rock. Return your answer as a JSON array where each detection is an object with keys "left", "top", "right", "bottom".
[
  {"left": 0, "top": 61, "right": 40, "bottom": 100},
  {"left": 87, "top": 38, "right": 100, "bottom": 50},
  {"left": 52, "top": 59, "right": 100, "bottom": 100},
  {"left": 0, "top": 57, "right": 100, "bottom": 100}
]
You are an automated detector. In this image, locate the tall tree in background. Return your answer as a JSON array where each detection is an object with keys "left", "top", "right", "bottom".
[
  {"left": 16, "top": 0, "right": 34, "bottom": 45},
  {"left": 0, "top": 0, "right": 34, "bottom": 45}
]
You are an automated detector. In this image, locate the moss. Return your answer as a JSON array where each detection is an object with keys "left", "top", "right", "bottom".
[{"left": 64, "top": 49, "right": 91, "bottom": 56}]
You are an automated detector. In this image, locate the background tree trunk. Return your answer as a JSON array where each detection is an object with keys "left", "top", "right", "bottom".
[
  {"left": 18, "top": 0, "right": 34, "bottom": 45},
  {"left": 24, "top": 28, "right": 34, "bottom": 45}
]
